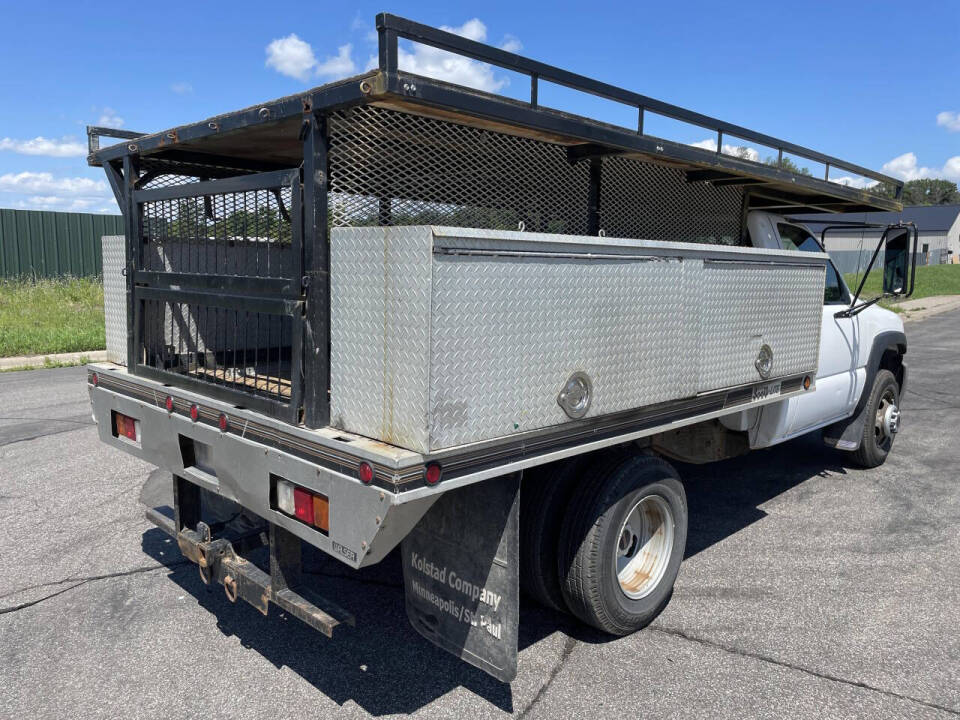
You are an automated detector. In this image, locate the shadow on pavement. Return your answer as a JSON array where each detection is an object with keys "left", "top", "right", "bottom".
[{"left": 139, "top": 430, "right": 853, "bottom": 714}]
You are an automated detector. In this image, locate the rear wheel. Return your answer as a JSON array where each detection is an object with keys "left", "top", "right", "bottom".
[
  {"left": 558, "top": 455, "right": 687, "bottom": 635},
  {"left": 850, "top": 369, "right": 900, "bottom": 468}
]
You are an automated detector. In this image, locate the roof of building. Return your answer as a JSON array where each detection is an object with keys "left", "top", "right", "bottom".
[{"left": 792, "top": 204, "right": 960, "bottom": 232}]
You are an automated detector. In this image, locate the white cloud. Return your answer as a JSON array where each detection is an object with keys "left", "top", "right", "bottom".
[
  {"left": 17, "top": 196, "right": 108, "bottom": 212},
  {"left": 364, "top": 19, "right": 520, "bottom": 93},
  {"left": 936, "top": 111, "right": 960, "bottom": 132},
  {"left": 690, "top": 138, "right": 760, "bottom": 162},
  {"left": 315, "top": 43, "right": 356, "bottom": 79},
  {"left": 265, "top": 33, "right": 317, "bottom": 81},
  {"left": 170, "top": 82, "right": 193, "bottom": 94},
  {"left": 0, "top": 136, "right": 86, "bottom": 157},
  {"left": 881, "top": 151, "right": 960, "bottom": 182},
  {"left": 0, "top": 171, "right": 109, "bottom": 197},
  {"left": 829, "top": 175, "right": 878, "bottom": 189},
  {"left": 97, "top": 107, "right": 124, "bottom": 127}
]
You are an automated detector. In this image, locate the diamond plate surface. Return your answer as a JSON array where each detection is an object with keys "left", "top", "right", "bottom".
[
  {"left": 329, "top": 227, "right": 827, "bottom": 454},
  {"left": 101, "top": 235, "right": 127, "bottom": 365},
  {"left": 697, "top": 262, "right": 825, "bottom": 390},
  {"left": 329, "top": 226, "right": 434, "bottom": 451}
]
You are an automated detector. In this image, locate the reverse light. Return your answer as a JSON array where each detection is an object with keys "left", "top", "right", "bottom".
[
  {"left": 425, "top": 463, "right": 442, "bottom": 485},
  {"left": 276, "top": 478, "right": 295, "bottom": 515}
]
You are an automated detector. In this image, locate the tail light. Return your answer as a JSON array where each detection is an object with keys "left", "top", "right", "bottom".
[
  {"left": 112, "top": 411, "right": 139, "bottom": 442},
  {"left": 91, "top": 372, "right": 99, "bottom": 386},
  {"left": 275, "top": 477, "right": 329, "bottom": 533},
  {"left": 218, "top": 413, "right": 228, "bottom": 432},
  {"left": 425, "top": 463, "right": 442, "bottom": 485},
  {"left": 165, "top": 396, "right": 174, "bottom": 413},
  {"left": 358, "top": 462, "right": 374, "bottom": 485},
  {"left": 189, "top": 404, "right": 199, "bottom": 422}
]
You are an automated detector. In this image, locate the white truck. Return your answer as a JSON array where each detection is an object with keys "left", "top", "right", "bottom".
[{"left": 85, "top": 14, "right": 913, "bottom": 682}]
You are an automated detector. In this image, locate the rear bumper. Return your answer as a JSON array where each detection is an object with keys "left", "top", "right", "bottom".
[{"left": 89, "top": 366, "right": 438, "bottom": 569}]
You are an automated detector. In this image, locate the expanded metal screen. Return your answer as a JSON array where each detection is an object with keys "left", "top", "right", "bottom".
[
  {"left": 601, "top": 157, "right": 744, "bottom": 244},
  {"left": 328, "top": 105, "right": 591, "bottom": 235},
  {"left": 326, "top": 105, "right": 744, "bottom": 244}
]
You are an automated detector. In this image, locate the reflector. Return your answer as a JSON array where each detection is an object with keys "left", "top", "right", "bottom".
[
  {"left": 425, "top": 463, "right": 442, "bottom": 485},
  {"left": 358, "top": 462, "right": 374, "bottom": 485}
]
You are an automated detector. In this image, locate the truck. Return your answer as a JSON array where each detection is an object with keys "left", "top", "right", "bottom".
[{"left": 85, "top": 14, "right": 914, "bottom": 682}]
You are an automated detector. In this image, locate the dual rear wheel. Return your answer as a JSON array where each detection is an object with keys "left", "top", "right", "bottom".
[{"left": 520, "top": 452, "right": 688, "bottom": 635}]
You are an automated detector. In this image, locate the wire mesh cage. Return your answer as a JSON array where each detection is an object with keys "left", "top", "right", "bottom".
[{"left": 326, "top": 104, "right": 744, "bottom": 243}]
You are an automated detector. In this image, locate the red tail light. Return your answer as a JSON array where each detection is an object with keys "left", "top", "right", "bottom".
[
  {"left": 165, "top": 396, "right": 174, "bottom": 413},
  {"left": 112, "top": 411, "right": 139, "bottom": 442},
  {"left": 91, "top": 372, "right": 99, "bottom": 386},
  {"left": 358, "top": 462, "right": 374, "bottom": 485},
  {"left": 218, "top": 413, "right": 228, "bottom": 432},
  {"left": 189, "top": 404, "right": 199, "bottom": 422},
  {"left": 425, "top": 463, "right": 442, "bottom": 485},
  {"left": 293, "top": 487, "right": 314, "bottom": 525}
]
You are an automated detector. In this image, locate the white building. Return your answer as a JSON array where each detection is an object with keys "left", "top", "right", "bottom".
[{"left": 793, "top": 205, "right": 960, "bottom": 275}]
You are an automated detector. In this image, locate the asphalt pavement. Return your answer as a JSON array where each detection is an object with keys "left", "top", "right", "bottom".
[{"left": 1, "top": 311, "right": 958, "bottom": 719}]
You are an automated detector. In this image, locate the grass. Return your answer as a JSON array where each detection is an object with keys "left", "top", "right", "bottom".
[
  {"left": 844, "top": 263, "right": 960, "bottom": 307},
  {"left": 0, "top": 277, "right": 105, "bottom": 357},
  {"left": 0, "top": 354, "right": 92, "bottom": 373}
]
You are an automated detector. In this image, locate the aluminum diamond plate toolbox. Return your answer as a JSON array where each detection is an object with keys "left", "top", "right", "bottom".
[
  {"left": 329, "top": 226, "right": 827, "bottom": 454},
  {"left": 101, "top": 235, "right": 127, "bottom": 365}
]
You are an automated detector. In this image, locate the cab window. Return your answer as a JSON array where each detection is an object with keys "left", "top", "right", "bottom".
[{"left": 777, "top": 223, "right": 849, "bottom": 305}]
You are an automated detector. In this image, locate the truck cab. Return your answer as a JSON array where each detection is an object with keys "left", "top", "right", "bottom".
[{"left": 730, "top": 211, "right": 907, "bottom": 464}]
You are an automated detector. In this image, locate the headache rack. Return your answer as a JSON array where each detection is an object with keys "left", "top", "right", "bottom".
[{"left": 89, "top": 13, "right": 903, "bottom": 427}]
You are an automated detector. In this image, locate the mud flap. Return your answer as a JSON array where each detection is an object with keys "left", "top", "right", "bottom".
[{"left": 401, "top": 473, "right": 520, "bottom": 682}]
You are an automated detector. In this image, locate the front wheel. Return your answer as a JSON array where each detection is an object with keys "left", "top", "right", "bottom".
[
  {"left": 558, "top": 455, "right": 687, "bottom": 635},
  {"left": 850, "top": 368, "right": 901, "bottom": 468}
]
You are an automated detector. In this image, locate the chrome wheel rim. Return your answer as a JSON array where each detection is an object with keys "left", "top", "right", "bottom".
[
  {"left": 875, "top": 388, "right": 899, "bottom": 447},
  {"left": 614, "top": 495, "right": 675, "bottom": 600}
]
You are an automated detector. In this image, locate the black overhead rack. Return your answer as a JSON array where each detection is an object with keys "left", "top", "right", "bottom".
[{"left": 89, "top": 13, "right": 902, "bottom": 215}]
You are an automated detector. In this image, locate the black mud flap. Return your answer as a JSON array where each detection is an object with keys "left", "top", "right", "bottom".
[{"left": 401, "top": 473, "right": 520, "bottom": 682}]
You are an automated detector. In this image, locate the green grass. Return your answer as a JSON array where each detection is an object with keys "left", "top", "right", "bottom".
[
  {"left": 844, "top": 263, "right": 960, "bottom": 307},
  {"left": 0, "top": 277, "right": 105, "bottom": 357}
]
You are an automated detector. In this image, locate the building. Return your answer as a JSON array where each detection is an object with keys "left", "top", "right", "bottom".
[{"left": 792, "top": 204, "right": 960, "bottom": 275}]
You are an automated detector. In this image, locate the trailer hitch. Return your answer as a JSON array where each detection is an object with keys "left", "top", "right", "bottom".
[{"left": 146, "top": 507, "right": 354, "bottom": 636}]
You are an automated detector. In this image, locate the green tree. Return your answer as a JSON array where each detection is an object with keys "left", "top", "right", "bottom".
[
  {"left": 868, "top": 178, "right": 960, "bottom": 205},
  {"left": 764, "top": 155, "right": 812, "bottom": 176}
]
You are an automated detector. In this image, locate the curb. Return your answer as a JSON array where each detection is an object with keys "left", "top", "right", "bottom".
[{"left": 0, "top": 350, "right": 108, "bottom": 371}]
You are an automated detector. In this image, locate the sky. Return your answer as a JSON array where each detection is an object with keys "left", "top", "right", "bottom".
[{"left": 0, "top": 0, "right": 957, "bottom": 214}]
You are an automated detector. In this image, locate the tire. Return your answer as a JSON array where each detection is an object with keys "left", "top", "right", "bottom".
[
  {"left": 519, "top": 459, "right": 584, "bottom": 611},
  {"left": 850, "top": 368, "right": 901, "bottom": 468},
  {"left": 558, "top": 455, "right": 687, "bottom": 636}
]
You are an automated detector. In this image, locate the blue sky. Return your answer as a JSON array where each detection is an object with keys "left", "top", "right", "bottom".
[{"left": 1, "top": 1, "right": 957, "bottom": 213}]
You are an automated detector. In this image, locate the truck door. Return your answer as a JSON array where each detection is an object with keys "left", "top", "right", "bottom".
[{"left": 776, "top": 223, "right": 863, "bottom": 434}]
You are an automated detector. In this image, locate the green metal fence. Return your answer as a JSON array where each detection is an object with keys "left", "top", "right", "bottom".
[{"left": 0, "top": 208, "right": 124, "bottom": 278}]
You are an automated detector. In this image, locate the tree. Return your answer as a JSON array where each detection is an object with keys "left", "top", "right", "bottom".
[
  {"left": 764, "top": 155, "right": 812, "bottom": 176},
  {"left": 869, "top": 178, "right": 960, "bottom": 205}
]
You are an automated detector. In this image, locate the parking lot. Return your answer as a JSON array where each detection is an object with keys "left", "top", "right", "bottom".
[{"left": 1, "top": 310, "right": 958, "bottom": 719}]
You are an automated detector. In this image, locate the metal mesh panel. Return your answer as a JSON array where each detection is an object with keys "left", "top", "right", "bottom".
[
  {"left": 327, "top": 105, "right": 743, "bottom": 244},
  {"left": 601, "top": 157, "right": 744, "bottom": 244},
  {"left": 141, "top": 187, "right": 294, "bottom": 277},
  {"left": 327, "top": 105, "right": 590, "bottom": 235},
  {"left": 141, "top": 297, "right": 293, "bottom": 403}
]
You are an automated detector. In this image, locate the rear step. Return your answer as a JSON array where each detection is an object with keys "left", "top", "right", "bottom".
[{"left": 146, "top": 507, "right": 355, "bottom": 636}]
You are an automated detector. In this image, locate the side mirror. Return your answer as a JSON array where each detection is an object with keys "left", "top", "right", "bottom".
[{"left": 883, "top": 228, "right": 910, "bottom": 296}]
